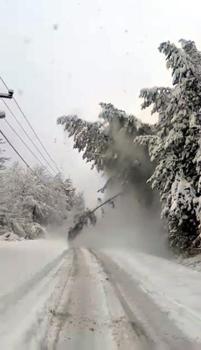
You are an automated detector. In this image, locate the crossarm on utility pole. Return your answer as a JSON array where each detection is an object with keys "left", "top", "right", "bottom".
[{"left": 0, "top": 90, "right": 14, "bottom": 99}]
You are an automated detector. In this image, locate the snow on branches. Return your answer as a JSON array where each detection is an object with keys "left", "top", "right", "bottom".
[
  {"left": 0, "top": 138, "right": 8, "bottom": 170},
  {"left": 68, "top": 192, "right": 122, "bottom": 240},
  {"left": 137, "top": 39, "right": 201, "bottom": 252},
  {"left": 58, "top": 39, "right": 201, "bottom": 254},
  {"left": 0, "top": 164, "right": 82, "bottom": 240},
  {"left": 58, "top": 103, "right": 153, "bottom": 196}
]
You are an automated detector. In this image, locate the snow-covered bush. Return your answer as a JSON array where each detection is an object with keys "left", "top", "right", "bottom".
[
  {"left": 0, "top": 138, "right": 8, "bottom": 170},
  {"left": 25, "top": 223, "right": 46, "bottom": 239},
  {"left": 0, "top": 232, "right": 24, "bottom": 241},
  {"left": 10, "top": 220, "right": 26, "bottom": 238},
  {"left": 0, "top": 163, "right": 82, "bottom": 240}
]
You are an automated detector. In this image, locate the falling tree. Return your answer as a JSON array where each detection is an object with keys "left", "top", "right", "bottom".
[
  {"left": 58, "top": 39, "right": 201, "bottom": 254},
  {"left": 58, "top": 103, "right": 154, "bottom": 203}
]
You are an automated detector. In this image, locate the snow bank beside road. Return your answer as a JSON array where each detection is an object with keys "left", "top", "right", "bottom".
[
  {"left": 0, "top": 238, "right": 68, "bottom": 349},
  {"left": 105, "top": 249, "right": 201, "bottom": 343},
  {"left": 0, "top": 239, "right": 67, "bottom": 298},
  {"left": 180, "top": 254, "right": 201, "bottom": 272}
]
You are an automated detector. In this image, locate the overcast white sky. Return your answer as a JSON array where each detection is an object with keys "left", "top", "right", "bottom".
[{"left": 0, "top": 0, "right": 201, "bottom": 205}]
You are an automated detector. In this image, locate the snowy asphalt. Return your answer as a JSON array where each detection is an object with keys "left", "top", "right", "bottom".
[
  {"left": 43, "top": 248, "right": 201, "bottom": 350},
  {"left": 1, "top": 244, "right": 201, "bottom": 349}
]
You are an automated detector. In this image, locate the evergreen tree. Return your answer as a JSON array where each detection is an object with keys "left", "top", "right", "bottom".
[
  {"left": 137, "top": 39, "right": 201, "bottom": 252},
  {"left": 58, "top": 39, "right": 201, "bottom": 253},
  {"left": 58, "top": 103, "right": 153, "bottom": 199}
]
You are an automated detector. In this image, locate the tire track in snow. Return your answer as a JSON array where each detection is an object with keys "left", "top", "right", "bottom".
[
  {"left": 90, "top": 249, "right": 151, "bottom": 349},
  {"left": 45, "top": 248, "right": 145, "bottom": 350},
  {"left": 44, "top": 249, "right": 76, "bottom": 350},
  {"left": 0, "top": 249, "right": 70, "bottom": 349},
  {"left": 8, "top": 247, "right": 200, "bottom": 349},
  {"left": 23, "top": 249, "right": 75, "bottom": 350},
  {"left": 46, "top": 248, "right": 116, "bottom": 350},
  {"left": 94, "top": 250, "right": 201, "bottom": 350}
]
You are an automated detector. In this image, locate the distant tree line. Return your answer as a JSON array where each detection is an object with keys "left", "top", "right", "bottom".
[{"left": 0, "top": 160, "right": 84, "bottom": 240}]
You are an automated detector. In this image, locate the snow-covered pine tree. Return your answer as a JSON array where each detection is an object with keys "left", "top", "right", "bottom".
[
  {"left": 58, "top": 103, "right": 153, "bottom": 203},
  {"left": 137, "top": 39, "right": 201, "bottom": 252}
]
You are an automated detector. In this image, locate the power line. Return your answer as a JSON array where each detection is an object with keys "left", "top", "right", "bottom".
[
  {"left": 14, "top": 96, "right": 61, "bottom": 170},
  {"left": 4, "top": 118, "right": 53, "bottom": 176},
  {"left": 1, "top": 99, "right": 57, "bottom": 175},
  {"left": 0, "top": 128, "right": 32, "bottom": 170},
  {"left": 0, "top": 124, "right": 69, "bottom": 194},
  {"left": 0, "top": 127, "right": 57, "bottom": 188},
  {"left": 0, "top": 76, "right": 61, "bottom": 173},
  {"left": 13, "top": 97, "right": 61, "bottom": 173}
]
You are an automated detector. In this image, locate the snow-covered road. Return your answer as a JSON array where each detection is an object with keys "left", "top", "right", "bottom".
[
  {"left": 0, "top": 241, "right": 201, "bottom": 349},
  {"left": 0, "top": 239, "right": 68, "bottom": 349}
]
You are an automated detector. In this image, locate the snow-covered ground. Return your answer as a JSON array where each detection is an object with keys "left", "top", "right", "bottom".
[
  {"left": 0, "top": 239, "right": 67, "bottom": 297},
  {"left": 179, "top": 253, "right": 201, "bottom": 272},
  {"left": 0, "top": 238, "right": 68, "bottom": 349},
  {"left": 104, "top": 249, "right": 201, "bottom": 344},
  {"left": 1, "top": 239, "right": 201, "bottom": 349}
]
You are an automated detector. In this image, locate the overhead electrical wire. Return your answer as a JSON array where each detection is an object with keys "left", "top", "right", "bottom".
[
  {"left": 0, "top": 128, "right": 32, "bottom": 170},
  {"left": 13, "top": 97, "right": 61, "bottom": 173},
  {"left": 3, "top": 118, "right": 53, "bottom": 176},
  {"left": 0, "top": 76, "right": 61, "bottom": 174},
  {"left": 0, "top": 127, "right": 55, "bottom": 188},
  {"left": 0, "top": 122, "right": 68, "bottom": 191},
  {"left": 1, "top": 99, "right": 57, "bottom": 175}
]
